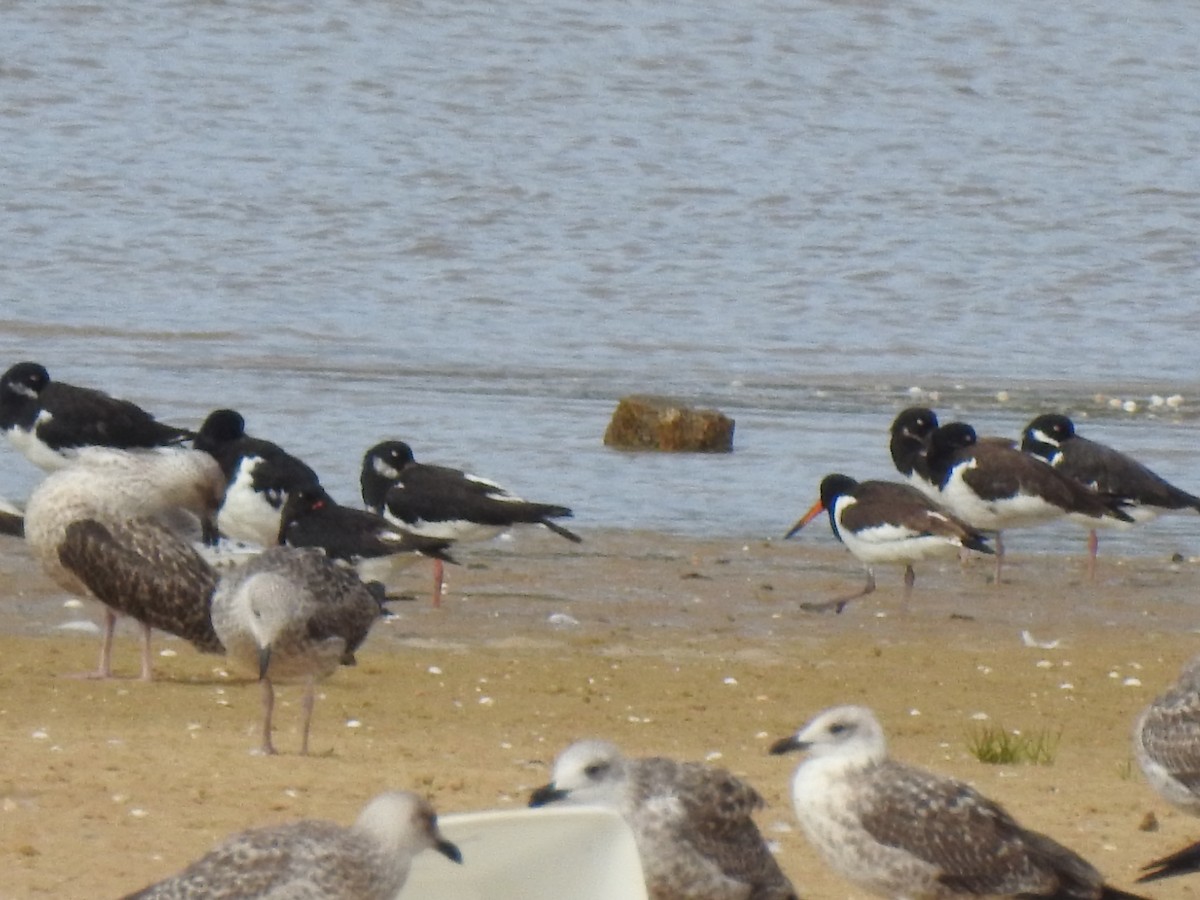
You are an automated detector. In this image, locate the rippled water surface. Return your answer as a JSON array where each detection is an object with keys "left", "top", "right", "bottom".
[{"left": 3, "top": 0, "right": 1199, "bottom": 557}]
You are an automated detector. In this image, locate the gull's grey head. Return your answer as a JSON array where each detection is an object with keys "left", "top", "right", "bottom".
[
  {"left": 770, "top": 705, "right": 887, "bottom": 764},
  {"left": 529, "top": 739, "right": 628, "bottom": 808}
]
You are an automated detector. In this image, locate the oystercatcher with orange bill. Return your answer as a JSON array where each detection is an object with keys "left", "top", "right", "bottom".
[
  {"left": 785, "top": 473, "right": 993, "bottom": 613},
  {"left": 0, "top": 361, "right": 193, "bottom": 471},
  {"left": 923, "top": 421, "right": 1133, "bottom": 582},
  {"left": 1022, "top": 413, "right": 1200, "bottom": 579}
]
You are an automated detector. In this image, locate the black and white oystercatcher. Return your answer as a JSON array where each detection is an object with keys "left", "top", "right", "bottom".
[
  {"left": 1022, "top": 413, "right": 1200, "bottom": 579},
  {"left": 0, "top": 361, "right": 193, "bottom": 470},
  {"left": 279, "top": 484, "right": 456, "bottom": 590},
  {"left": 360, "top": 440, "right": 581, "bottom": 606},
  {"left": 194, "top": 408, "right": 323, "bottom": 548},
  {"left": 785, "top": 473, "right": 993, "bottom": 613},
  {"left": 918, "top": 421, "right": 1132, "bottom": 582},
  {"left": 23, "top": 448, "right": 226, "bottom": 679}
]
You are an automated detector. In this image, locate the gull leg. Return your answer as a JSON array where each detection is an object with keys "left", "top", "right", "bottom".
[
  {"left": 1086, "top": 529, "right": 1099, "bottom": 582},
  {"left": 260, "top": 677, "right": 277, "bottom": 755},
  {"left": 993, "top": 532, "right": 1005, "bottom": 584},
  {"left": 432, "top": 558, "right": 445, "bottom": 608},
  {"left": 67, "top": 607, "right": 118, "bottom": 679},
  {"left": 801, "top": 568, "right": 875, "bottom": 614},
  {"left": 300, "top": 675, "right": 316, "bottom": 756},
  {"left": 902, "top": 564, "right": 916, "bottom": 614},
  {"left": 138, "top": 622, "right": 154, "bottom": 682}
]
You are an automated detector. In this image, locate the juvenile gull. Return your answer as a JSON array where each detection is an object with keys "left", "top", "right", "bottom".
[
  {"left": 23, "top": 447, "right": 226, "bottom": 679},
  {"left": 1133, "top": 654, "right": 1200, "bottom": 881},
  {"left": 529, "top": 738, "right": 798, "bottom": 900},
  {"left": 785, "top": 473, "right": 992, "bottom": 613},
  {"left": 193, "top": 408, "right": 322, "bottom": 548},
  {"left": 771, "top": 705, "right": 1147, "bottom": 900},
  {"left": 361, "top": 439, "right": 582, "bottom": 606},
  {"left": 1023, "top": 413, "right": 1200, "bottom": 580},
  {"left": 120, "top": 790, "right": 462, "bottom": 899},
  {"left": 0, "top": 361, "right": 192, "bottom": 471},
  {"left": 210, "top": 545, "right": 386, "bottom": 755}
]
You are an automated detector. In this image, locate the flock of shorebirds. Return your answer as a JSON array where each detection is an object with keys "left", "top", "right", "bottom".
[
  {"left": 4, "top": 360, "right": 1200, "bottom": 900},
  {"left": 786, "top": 405, "right": 1200, "bottom": 612}
]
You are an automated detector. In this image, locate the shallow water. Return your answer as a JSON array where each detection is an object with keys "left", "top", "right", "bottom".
[{"left": 3, "top": 0, "right": 1199, "bottom": 556}]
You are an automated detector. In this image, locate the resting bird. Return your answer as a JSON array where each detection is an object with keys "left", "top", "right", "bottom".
[
  {"left": 785, "top": 473, "right": 992, "bottom": 613},
  {"left": 0, "top": 361, "right": 192, "bottom": 470},
  {"left": 361, "top": 440, "right": 581, "bottom": 606},
  {"left": 530, "top": 738, "right": 797, "bottom": 900},
  {"left": 193, "top": 408, "right": 322, "bottom": 548},
  {"left": 1133, "top": 654, "right": 1200, "bottom": 882},
  {"left": 210, "top": 545, "right": 386, "bottom": 755},
  {"left": 23, "top": 447, "right": 225, "bottom": 680},
  {"left": 1022, "top": 413, "right": 1200, "bottom": 580},
  {"left": 279, "top": 483, "right": 457, "bottom": 591},
  {"left": 772, "top": 705, "right": 1148, "bottom": 900},
  {"left": 120, "top": 790, "right": 462, "bottom": 900}
]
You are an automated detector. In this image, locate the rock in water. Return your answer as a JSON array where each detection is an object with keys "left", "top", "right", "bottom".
[{"left": 603, "top": 395, "right": 734, "bottom": 453}]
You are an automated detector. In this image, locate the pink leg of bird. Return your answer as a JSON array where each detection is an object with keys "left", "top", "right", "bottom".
[
  {"left": 993, "top": 532, "right": 1006, "bottom": 584},
  {"left": 431, "top": 558, "right": 445, "bottom": 608},
  {"left": 1086, "top": 529, "right": 1099, "bottom": 582},
  {"left": 260, "top": 677, "right": 277, "bottom": 756},
  {"left": 138, "top": 622, "right": 154, "bottom": 682},
  {"left": 67, "top": 607, "right": 118, "bottom": 679},
  {"left": 300, "top": 676, "right": 316, "bottom": 756}
]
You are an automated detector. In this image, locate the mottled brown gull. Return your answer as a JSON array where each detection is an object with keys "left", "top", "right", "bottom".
[
  {"left": 771, "top": 705, "right": 1148, "bottom": 900},
  {"left": 210, "top": 545, "right": 385, "bottom": 755},
  {"left": 1133, "top": 654, "right": 1200, "bottom": 881},
  {"left": 529, "top": 738, "right": 798, "bottom": 900},
  {"left": 23, "top": 447, "right": 225, "bottom": 680},
  {"left": 120, "top": 790, "right": 462, "bottom": 900}
]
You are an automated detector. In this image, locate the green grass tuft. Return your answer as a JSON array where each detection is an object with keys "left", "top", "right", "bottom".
[{"left": 966, "top": 725, "right": 1060, "bottom": 765}]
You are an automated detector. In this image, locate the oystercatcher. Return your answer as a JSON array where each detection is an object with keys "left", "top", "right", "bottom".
[
  {"left": 0, "top": 361, "right": 193, "bottom": 470},
  {"left": 194, "top": 408, "right": 322, "bottom": 548},
  {"left": 360, "top": 440, "right": 581, "bottom": 606},
  {"left": 785, "top": 473, "right": 992, "bottom": 612},
  {"left": 279, "top": 484, "right": 456, "bottom": 593},
  {"left": 1022, "top": 413, "right": 1200, "bottom": 579},
  {"left": 923, "top": 421, "right": 1132, "bottom": 582}
]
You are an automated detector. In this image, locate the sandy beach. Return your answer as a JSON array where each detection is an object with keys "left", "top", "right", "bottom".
[{"left": 3, "top": 526, "right": 1200, "bottom": 899}]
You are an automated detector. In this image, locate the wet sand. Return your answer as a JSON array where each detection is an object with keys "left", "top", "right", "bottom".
[{"left": 3, "top": 528, "right": 1200, "bottom": 899}]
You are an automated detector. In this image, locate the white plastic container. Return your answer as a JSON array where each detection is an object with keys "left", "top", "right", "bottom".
[{"left": 402, "top": 805, "right": 648, "bottom": 899}]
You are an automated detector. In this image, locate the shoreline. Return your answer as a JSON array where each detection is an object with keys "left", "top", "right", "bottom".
[{"left": 2, "top": 529, "right": 1200, "bottom": 898}]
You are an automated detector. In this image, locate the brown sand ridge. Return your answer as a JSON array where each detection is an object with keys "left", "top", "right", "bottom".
[{"left": 2, "top": 528, "right": 1200, "bottom": 899}]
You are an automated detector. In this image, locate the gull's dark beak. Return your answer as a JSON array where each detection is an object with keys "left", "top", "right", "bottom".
[
  {"left": 257, "top": 645, "right": 272, "bottom": 680},
  {"left": 435, "top": 838, "right": 463, "bottom": 864},
  {"left": 528, "top": 783, "right": 569, "bottom": 807},
  {"left": 769, "top": 734, "right": 808, "bottom": 756}
]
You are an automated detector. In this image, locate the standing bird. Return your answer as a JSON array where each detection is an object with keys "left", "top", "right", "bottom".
[
  {"left": 0, "top": 361, "right": 193, "bottom": 470},
  {"left": 193, "top": 408, "right": 322, "bottom": 548},
  {"left": 771, "top": 705, "right": 1148, "bottom": 900},
  {"left": 361, "top": 440, "right": 582, "bottom": 607},
  {"left": 919, "top": 421, "right": 1132, "bottom": 583},
  {"left": 1132, "top": 654, "right": 1200, "bottom": 882},
  {"left": 1022, "top": 413, "right": 1200, "bottom": 580},
  {"left": 210, "top": 545, "right": 386, "bottom": 755},
  {"left": 785, "top": 473, "right": 993, "bottom": 613},
  {"left": 279, "top": 483, "right": 457, "bottom": 590},
  {"left": 23, "top": 448, "right": 226, "bottom": 680},
  {"left": 529, "top": 739, "right": 797, "bottom": 900},
  {"left": 120, "top": 790, "right": 462, "bottom": 900}
]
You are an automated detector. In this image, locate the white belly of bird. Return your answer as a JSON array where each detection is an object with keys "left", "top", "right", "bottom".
[
  {"left": 218, "top": 465, "right": 286, "bottom": 547},
  {"left": 7, "top": 412, "right": 72, "bottom": 471},
  {"left": 939, "top": 465, "right": 1065, "bottom": 531},
  {"left": 839, "top": 521, "right": 964, "bottom": 565}
]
